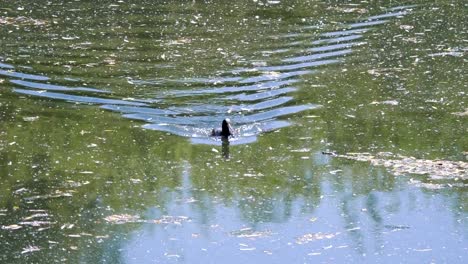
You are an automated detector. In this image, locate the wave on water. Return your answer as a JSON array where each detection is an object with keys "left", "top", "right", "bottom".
[{"left": 3, "top": 5, "right": 416, "bottom": 145}]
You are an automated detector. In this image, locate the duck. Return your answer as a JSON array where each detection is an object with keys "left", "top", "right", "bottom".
[{"left": 211, "top": 118, "right": 234, "bottom": 138}]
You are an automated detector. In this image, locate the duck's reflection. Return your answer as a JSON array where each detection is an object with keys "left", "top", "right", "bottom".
[{"left": 221, "top": 137, "right": 230, "bottom": 159}]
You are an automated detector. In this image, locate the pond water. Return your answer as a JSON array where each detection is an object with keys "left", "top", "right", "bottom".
[{"left": 0, "top": 0, "right": 466, "bottom": 263}]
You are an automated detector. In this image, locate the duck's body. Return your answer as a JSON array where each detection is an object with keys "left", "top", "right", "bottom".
[{"left": 211, "top": 119, "right": 234, "bottom": 138}]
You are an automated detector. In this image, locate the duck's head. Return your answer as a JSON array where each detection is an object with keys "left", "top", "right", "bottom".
[{"left": 221, "top": 118, "right": 234, "bottom": 137}]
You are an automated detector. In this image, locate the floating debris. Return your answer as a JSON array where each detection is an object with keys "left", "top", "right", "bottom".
[
  {"left": 452, "top": 108, "right": 468, "bottom": 117},
  {"left": 104, "top": 214, "right": 141, "bottom": 224},
  {"left": 400, "top": 25, "right": 414, "bottom": 31},
  {"left": 384, "top": 225, "right": 410, "bottom": 230},
  {"left": 184, "top": 197, "right": 198, "bottom": 203},
  {"left": 104, "top": 214, "right": 190, "bottom": 225},
  {"left": 242, "top": 173, "right": 264, "bottom": 178},
  {"left": 2, "top": 224, "right": 22, "bottom": 230},
  {"left": 327, "top": 6, "right": 368, "bottom": 14},
  {"left": 103, "top": 58, "right": 116, "bottom": 66},
  {"left": 152, "top": 215, "right": 190, "bottom": 225},
  {"left": 63, "top": 180, "right": 90, "bottom": 188},
  {"left": 370, "top": 100, "right": 399, "bottom": 106},
  {"left": 22, "top": 116, "right": 39, "bottom": 122},
  {"left": 14, "top": 187, "right": 29, "bottom": 194},
  {"left": 239, "top": 246, "right": 256, "bottom": 251},
  {"left": 19, "top": 221, "right": 55, "bottom": 227},
  {"left": 164, "top": 253, "right": 181, "bottom": 259},
  {"left": 367, "top": 67, "right": 408, "bottom": 77},
  {"left": 21, "top": 245, "right": 41, "bottom": 254},
  {"left": 409, "top": 180, "right": 444, "bottom": 190},
  {"left": 130, "top": 178, "right": 142, "bottom": 184},
  {"left": 330, "top": 152, "right": 467, "bottom": 180},
  {"left": 329, "top": 169, "right": 343, "bottom": 175},
  {"left": 0, "top": 16, "right": 47, "bottom": 26},
  {"left": 24, "top": 190, "right": 73, "bottom": 201},
  {"left": 429, "top": 52, "right": 464, "bottom": 57},
  {"left": 346, "top": 227, "right": 361, "bottom": 232},
  {"left": 296, "top": 232, "right": 339, "bottom": 245},
  {"left": 408, "top": 179, "right": 466, "bottom": 189},
  {"left": 61, "top": 223, "right": 75, "bottom": 229},
  {"left": 413, "top": 248, "right": 432, "bottom": 252},
  {"left": 230, "top": 228, "right": 274, "bottom": 238},
  {"left": 290, "top": 148, "right": 311, "bottom": 153},
  {"left": 23, "top": 213, "right": 49, "bottom": 220}
]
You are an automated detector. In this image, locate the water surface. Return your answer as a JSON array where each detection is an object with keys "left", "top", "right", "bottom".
[{"left": 0, "top": 0, "right": 466, "bottom": 263}]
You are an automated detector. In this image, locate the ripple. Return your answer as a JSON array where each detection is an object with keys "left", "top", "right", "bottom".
[
  {"left": 306, "top": 42, "right": 366, "bottom": 52},
  {"left": 239, "top": 96, "right": 293, "bottom": 111},
  {"left": 255, "top": 59, "right": 341, "bottom": 72},
  {"left": 225, "top": 87, "right": 297, "bottom": 101},
  {"left": 5, "top": 5, "right": 415, "bottom": 145},
  {"left": 282, "top": 49, "right": 353, "bottom": 63},
  {"left": 143, "top": 119, "right": 292, "bottom": 140},
  {"left": 321, "top": 28, "right": 369, "bottom": 37},
  {"left": 11, "top": 79, "right": 109, "bottom": 93},
  {"left": 0, "top": 69, "right": 49, "bottom": 81},
  {"left": 167, "top": 79, "right": 297, "bottom": 97},
  {"left": 237, "top": 104, "right": 321, "bottom": 123},
  {"left": 14, "top": 89, "right": 146, "bottom": 106},
  {"left": 367, "top": 11, "right": 407, "bottom": 21},
  {"left": 312, "top": 34, "right": 363, "bottom": 45},
  {"left": 0, "top": 62, "right": 15, "bottom": 69},
  {"left": 348, "top": 20, "right": 388, "bottom": 29},
  {"left": 388, "top": 5, "right": 418, "bottom": 11},
  {"left": 100, "top": 104, "right": 178, "bottom": 115},
  {"left": 168, "top": 96, "right": 294, "bottom": 114},
  {"left": 238, "top": 70, "right": 312, "bottom": 84}
]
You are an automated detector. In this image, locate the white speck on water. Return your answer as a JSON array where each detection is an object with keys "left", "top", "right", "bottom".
[
  {"left": 413, "top": 248, "right": 432, "bottom": 252},
  {"left": 21, "top": 246, "right": 40, "bottom": 254}
]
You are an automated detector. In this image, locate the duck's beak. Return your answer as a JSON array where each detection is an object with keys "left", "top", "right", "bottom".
[{"left": 228, "top": 123, "right": 234, "bottom": 135}]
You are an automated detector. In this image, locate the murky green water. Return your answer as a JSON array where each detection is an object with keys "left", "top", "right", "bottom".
[{"left": 0, "top": 0, "right": 466, "bottom": 263}]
